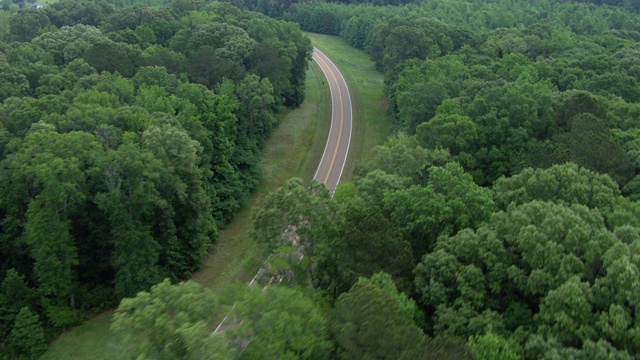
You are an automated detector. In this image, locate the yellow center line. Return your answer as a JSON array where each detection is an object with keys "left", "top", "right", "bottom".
[{"left": 314, "top": 52, "right": 344, "bottom": 185}]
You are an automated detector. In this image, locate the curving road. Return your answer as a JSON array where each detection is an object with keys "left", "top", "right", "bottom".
[
  {"left": 312, "top": 48, "right": 352, "bottom": 193},
  {"left": 212, "top": 48, "right": 353, "bottom": 343}
]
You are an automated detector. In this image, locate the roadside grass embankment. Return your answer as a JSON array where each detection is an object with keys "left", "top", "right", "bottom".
[
  {"left": 190, "top": 60, "right": 331, "bottom": 293},
  {"left": 41, "top": 55, "right": 331, "bottom": 360},
  {"left": 305, "top": 32, "right": 390, "bottom": 180},
  {"left": 41, "top": 33, "right": 390, "bottom": 360}
]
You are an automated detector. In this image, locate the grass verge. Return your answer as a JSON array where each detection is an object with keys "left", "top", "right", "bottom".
[
  {"left": 305, "top": 32, "right": 390, "bottom": 181},
  {"left": 41, "top": 33, "right": 389, "bottom": 360},
  {"left": 42, "top": 60, "right": 331, "bottom": 360},
  {"left": 190, "top": 60, "right": 331, "bottom": 292}
]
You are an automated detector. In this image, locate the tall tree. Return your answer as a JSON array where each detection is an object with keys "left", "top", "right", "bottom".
[
  {"left": 96, "top": 141, "right": 163, "bottom": 298},
  {"left": 414, "top": 198, "right": 640, "bottom": 355},
  {"left": 9, "top": 9, "right": 51, "bottom": 42},
  {"left": 468, "top": 332, "right": 522, "bottom": 360},
  {"left": 0, "top": 269, "right": 34, "bottom": 341},
  {"left": 231, "top": 286, "right": 333, "bottom": 359},
  {"left": 252, "top": 178, "right": 332, "bottom": 253},
  {"left": 9, "top": 307, "right": 47, "bottom": 360},
  {"left": 332, "top": 280, "right": 427, "bottom": 360},
  {"left": 141, "top": 124, "right": 216, "bottom": 278},
  {"left": 314, "top": 197, "right": 414, "bottom": 297},
  {"left": 384, "top": 162, "right": 494, "bottom": 260},
  {"left": 0, "top": 55, "right": 30, "bottom": 102},
  {"left": 16, "top": 130, "right": 101, "bottom": 328},
  {"left": 111, "top": 279, "right": 228, "bottom": 359},
  {"left": 492, "top": 163, "right": 620, "bottom": 211}
]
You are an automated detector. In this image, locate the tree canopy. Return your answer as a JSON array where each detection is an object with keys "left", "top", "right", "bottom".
[
  {"left": 0, "top": 0, "right": 312, "bottom": 355},
  {"left": 243, "top": 0, "right": 640, "bottom": 354},
  {"left": 5, "top": 0, "right": 640, "bottom": 358}
]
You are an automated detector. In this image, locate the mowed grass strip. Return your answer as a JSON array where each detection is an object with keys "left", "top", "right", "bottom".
[
  {"left": 305, "top": 32, "right": 390, "bottom": 181},
  {"left": 41, "top": 33, "right": 390, "bottom": 359},
  {"left": 191, "top": 60, "right": 331, "bottom": 293},
  {"left": 41, "top": 60, "right": 331, "bottom": 360}
]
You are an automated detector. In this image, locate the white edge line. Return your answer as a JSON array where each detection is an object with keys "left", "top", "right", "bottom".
[
  {"left": 212, "top": 254, "right": 273, "bottom": 334},
  {"left": 312, "top": 48, "right": 337, "bottom": 182},
  {"left": 212, "top": 49, "right": 352, "bottom": 337},
  {"left": 213, "top": 303, "right": 236, "bottom": 334},
  {"left": 314, "top": 48, "right": 353, "bottom": 188}
]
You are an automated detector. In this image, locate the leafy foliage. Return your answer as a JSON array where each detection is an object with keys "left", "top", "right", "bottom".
[
  {"left": 7, "top": 0, "right": 640, "bottom": 358},
  {"left": 332, "top": 279, "right": 427, "bottom": 359},
  {"left": 111, "top": 279, "right": 228, "bottom": 359},
  {"left": 242, "top": 0, "right": 640, "bottom": 357},
  {"left": 0, "top": 0, "right": 312, "bottom": 355},
  {"left": 231, "top": 286, "right": 333, "bottom": 359},
  {"left": 9, "top": 307, "right": 48, "bottom": 360},
  {"left": 277, "top": 0, "right": 640, "bottom": 186}
]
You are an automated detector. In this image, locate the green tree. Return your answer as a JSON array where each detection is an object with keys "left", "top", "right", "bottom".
[
  {"left": 356, "top": 272, "right": 422, "bottom": 324},
  {"left": 32, "top": 24, "right": 108, "bottom": 65},
  {"left": 372, "top": 16, "right": 451, "bottom": 75},
  {"left": 235, "top": 74, "right": 278, "bottom": 146},
  {"left": 415, "top": 198, "right": 640, "bottom": 354},
  {"left": 82, "top": 41, "right": 142, "bottom": 77},
  {"left": 354, "top": 169, "right": 410, "bottom": 209},
  {"left": 45, "top": 0, "right": 115, "bottom": 28},
  {"left": 397, "top": 81, "right": 448, "bottom": 132},
  {"left": 353, "top": 133, "right": 451, "bottom": 184},
  {"left": 551, "top": 114, "right": 635, "bottom": 186},
  {"left": 96, "top": 140, "right": 163, "bottom": 298},
  {"left": 141, "top": 124, "right": 216, "bottom": 278},
  {"left": 0, "top": 55, "right": 30, "bottom": 101},
  {"left": 104, "top": 4, "right": 175, "bottom": 33},
  {"left": 252, "top": 178, "right": 332, "bottom": 253},
  {"left": 141, "top": 45, "right": 187, "bottom": 75},
  {"left": 9, "top": 307, "right": 47, "bottom": 360},
  {"left": 171, "top": 0, "right": 205, "bottom": 15},
  {"left": 492, "top": 163, "right": 620, "bottom": 211},
  {"left": 18, "top": 130, "right": 102, "bottom": 328},
  {"left": 416, "top": 114, "right": 479, "bottom": 155},
  {"left": 333, "top": 182, "right": 357, "bottom": 204},
  {"left": 332, "top": 281, "right": 427, "bottom": 360},
  {"left": 9, "top": 8, "right": 51, "bottom": 42},
  {"left": 132, "top": 65, "right": 181, "bottom": 91},
  {"left": 0, "top": 269, "right": 33, "bottom": 340},
  {"left": 468, "top": 332, "right": 522, "bottom": 360},
  {"left": 135, "top": 84, "right": 180, "bottom": 114},
  {"left": 111, "top": 279, "right": 229, "bottom": 359},
  {"left": 315, "top": 197, "right": 413, "bottom": 297},
  {"left": 535, "top": 276, "right": 596, "bottom": 347},
  {"left": 384, "top": 162, "right": 493, "bottom": 260},
  {"left": 481, "top": 28, "right": 527, "bottom": 58},
  {"left": 232, "top": 286, "right": 333, "bottom": 359}
]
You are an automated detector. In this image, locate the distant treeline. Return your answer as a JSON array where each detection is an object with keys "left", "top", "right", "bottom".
[{"left": 237, "top": 0, "right": 640, "bottom": 189}]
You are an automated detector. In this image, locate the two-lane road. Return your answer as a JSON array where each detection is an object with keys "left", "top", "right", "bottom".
[
  {"left": 312, "top": 48, "right": 352, "bottom": 193},
  {"left": 212, "top": 48, "right": 352, "bottom": 342}
]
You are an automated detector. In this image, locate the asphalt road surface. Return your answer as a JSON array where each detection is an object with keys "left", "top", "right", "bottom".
[
  {"left": 312, "top": 48, "right": 352, "bottom": 193},
  {"left": 213, "top": 49, "right": 353, "bottom": 341}
]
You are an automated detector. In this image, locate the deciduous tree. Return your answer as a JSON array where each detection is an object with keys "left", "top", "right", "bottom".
[{"left": 111, "top": 279, "right": 228, "bottom": 359}]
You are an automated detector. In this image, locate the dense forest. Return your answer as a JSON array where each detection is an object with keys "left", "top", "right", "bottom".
[
  {"left": 0, "top": 0, "right": 312, "bottom": 357},
  {"left": 4, "top": 0, "right": 640, "bottom": 358},
  {"left": 245, "top": 0, "right": 640, "bottom": 359}
]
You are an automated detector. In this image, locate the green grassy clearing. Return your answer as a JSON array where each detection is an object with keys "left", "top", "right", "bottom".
[
  {"left": 40, "top": 312, "right": 121, "bottom": 360},
  {"left": 305, "top": 32, "right": 390, "bottom": 181},
  {"left": 42, "top": 33, "right": 389, "bottom": 360}
]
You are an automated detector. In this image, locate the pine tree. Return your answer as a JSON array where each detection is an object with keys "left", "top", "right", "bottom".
[{"left": 10, "top": 307, "right": 48, "bottom": 360}]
